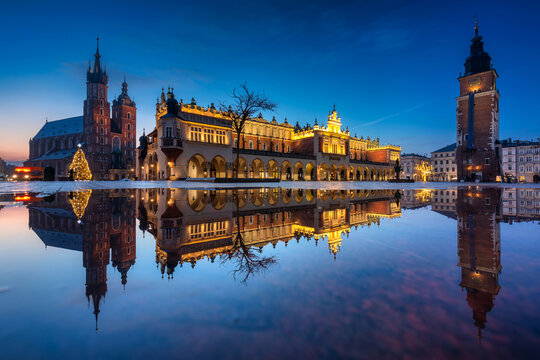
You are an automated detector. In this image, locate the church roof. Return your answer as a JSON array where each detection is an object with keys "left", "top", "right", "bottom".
[
  {"left": 432, "top": 143, "right": 456, "bottom": 153},
  {"left": 33, "top": 116, "right": 83, "bottom": 140},
  {"left": 33, "top": 229, "right": 83, "bottom": 251},
  {"left": 32, "top": 148, "right": 78, "bottom": 161}
]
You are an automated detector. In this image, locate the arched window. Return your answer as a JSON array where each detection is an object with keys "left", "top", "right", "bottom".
[
  {"left": 100, "top": 99, "right": 103, "bottom": 107},
  {"left": 127, "top": 124, "right": 131, "bottom": 130},
  {"left": 113, "top": 137, "right": 121, "bottom": 151},
  {"left": 100, "top": 137, "right": 104, "bottom": 145},
  {"left": 127, "top": 112, "right": 131, "bottom": 120},
  {"left": 100, "top": 109, "right": 103, "bottom": 115}
]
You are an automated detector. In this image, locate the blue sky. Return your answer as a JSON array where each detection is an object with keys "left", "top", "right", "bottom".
[{"left": 1, "top": 0, "right": 539, "bottom": 161}]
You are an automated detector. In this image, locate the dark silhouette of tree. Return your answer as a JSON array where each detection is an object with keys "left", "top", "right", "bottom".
[
  {"left": 220, "top": 189, "right": 277, "bottom": 284},
  {"left": 220, "top": 83, "right": 277, "bottom": 178}
]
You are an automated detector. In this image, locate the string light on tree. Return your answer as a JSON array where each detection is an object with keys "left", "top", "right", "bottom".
[
  {"left": 69, "top": 190, "right": 92, "bottom": 221},
  {"left": 69, "top": 145, "right": 92, "bottom": 180},
  {"left": 415, "top": 161, "right": 432, "bottom": 182}
]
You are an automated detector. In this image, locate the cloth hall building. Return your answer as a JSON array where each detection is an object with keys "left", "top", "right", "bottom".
[{"left": 137, "top": 90, "right": 400, "bottom": 181}]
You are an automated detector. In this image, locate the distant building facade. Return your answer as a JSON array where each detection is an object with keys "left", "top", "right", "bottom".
[
  {"left": 25, "top": 39, "right": 137, "bottom": 180},
  {"left": 431, "top": 143, "right": 457, "bottom": 181},
  {"left": 456, "top": 23, "right": 500, "bottom": 182},
  {"left": 400, "top": 153, "right": 429, "bottom": 180},
  {"left": 137, "top": 90, "right": 400, "bottom": 181},
  {"left": 501, "top": 139, "right": 540, "bottom": 183}
]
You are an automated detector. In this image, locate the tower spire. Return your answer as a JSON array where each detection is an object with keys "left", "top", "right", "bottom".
[
  {"left": 93, "top": 35, "right": 101, "bottom": 73},
  {"left": 474, "top": 20, "right": 479, "bottom": 37}
]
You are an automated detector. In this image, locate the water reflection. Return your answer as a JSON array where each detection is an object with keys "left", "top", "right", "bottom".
[
  {"left": 27, "top": 190, "right": 136, "bottom": 329},
  {"left": 139, "top": 189, "right": 400, "bottom": 282},
  {"left": 14, "top": 186, "right": 540, "bottom": 344},
  {"left": 403, "top": 187, "right": 540, "bottom": 342}
]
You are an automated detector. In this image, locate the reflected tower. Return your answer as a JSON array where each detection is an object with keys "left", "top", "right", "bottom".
[{"left": 456, "top": 188, "right": 501, "bottom": 341}]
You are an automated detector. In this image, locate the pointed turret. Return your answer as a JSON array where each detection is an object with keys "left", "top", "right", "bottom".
[
  {"left": 464, "top": 21, "right": 492, "bottom": 76},
  {"left": 86, "top": 37, "right": 108, "bottom": 84}
]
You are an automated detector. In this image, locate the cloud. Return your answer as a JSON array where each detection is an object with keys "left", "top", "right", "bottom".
[{"left": 362, "top": 96, "right": 445, "bottom": 126}]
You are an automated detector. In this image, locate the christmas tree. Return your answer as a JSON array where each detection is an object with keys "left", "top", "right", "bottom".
[
  {"left": 69, "top": 190, "right": 92, "bottom": 220},
  {"left": 69, "top": 146, "right": 92, "bottom": 180}
]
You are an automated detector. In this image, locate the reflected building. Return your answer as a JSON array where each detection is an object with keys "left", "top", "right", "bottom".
[
  {"left": 456, "top": 188, "right": 501, "bottom": 341},
  {"left": 27, "top": 190, "right": 136, "bottom": 329},
  {"left": 138, "top": 188, "right": 401, "bottom": 277}
]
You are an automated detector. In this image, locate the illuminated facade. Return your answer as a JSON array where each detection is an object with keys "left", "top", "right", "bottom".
[
  {"left": 431, "top": 143, "right": 457, "bottom": 181},
  {"left": 456, "top": 23, "right": 501, "bottom": 182},
  {"left": 137, "top": 90, "right": 400, "bottom": 181},
  {"left": 501, "top": 139, "right": 540, "bottom": 183},
  {"left": 137, "top": 188, "right": 401, "bottom": 276},
  {"left": 400, "top": 154, "right": 429, "bottom": 180},
  {"left": 25, "top": 39, "right": 137, "bottom": 180}
]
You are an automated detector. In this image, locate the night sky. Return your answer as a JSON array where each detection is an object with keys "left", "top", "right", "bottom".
[{"left": 1, "top": 0, "right": 539, "bottom": 161}]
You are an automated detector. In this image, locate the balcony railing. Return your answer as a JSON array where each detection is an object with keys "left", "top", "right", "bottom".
[{"left": 161, "top": 137, "right": 183, "bottom": 148}]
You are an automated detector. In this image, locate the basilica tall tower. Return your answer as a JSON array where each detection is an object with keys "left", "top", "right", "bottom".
[
  {"left": 456, "top": 22, "right": 500, "bottom": 182},
  {"left": 83, "top": 37, "right": 111, "bottom": 180}
]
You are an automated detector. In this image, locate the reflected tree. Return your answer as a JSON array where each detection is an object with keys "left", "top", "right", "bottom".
[{"left": 221, "top": 190, "right": 277, "bottom": 284}]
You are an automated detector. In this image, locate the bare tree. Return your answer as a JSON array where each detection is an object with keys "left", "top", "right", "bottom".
[
  {"left": 220, "top": 189, "right": 277, "bottom": 284},
  {"left": 220, "top": 83, "right": 277, "bottom": 178}
]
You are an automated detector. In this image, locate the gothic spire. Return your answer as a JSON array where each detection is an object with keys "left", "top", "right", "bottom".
[
  {"left": 93, "top": 36, "right": 101, "bottom": 74},
  {"left": 87, "top": 36, "right": 108, "bottom": 84}
]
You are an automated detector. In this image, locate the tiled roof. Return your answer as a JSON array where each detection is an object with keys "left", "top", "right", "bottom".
[
  {"left": 432, "top": 143, "right": 456, "bottom": 153},
  {"left": 33, "top": 116, "right": 83, "bottom": 140},
  {"left": 32, "top": 148, "right": 78, "bottom": 161},
  {"left": 33, "top": 229, "right": 83, "bottom": 252}
]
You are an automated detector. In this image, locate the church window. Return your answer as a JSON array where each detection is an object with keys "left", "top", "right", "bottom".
[
  {"left": 100, "top": 118, "right": 103, "bottom": 125},
  {"left": 100, "top": 128, "right": 103, "bottom": 135},
  {"left": 100, "top": 99, "right": 103, "bottom": 107},
  {"left": 127, "top": 112, "right": 131, "bottom": 120},
  {"left": 127, "top": 124, "right": 131, "bottom": 130},
  {"left": 100, "top": 109, "right": 103, "bottom": 115}
]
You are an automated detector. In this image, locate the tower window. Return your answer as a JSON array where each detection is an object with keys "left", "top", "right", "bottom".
[
  {"left": 100, "top": 99, "right": 103, "bottom": 106},
  {"left": 127, "top": 124, "right": 131, "bottom": 130},
  {"left": 100, "top": 109, "right": 103, "bottom": 115},
  {"left": 127, "top": 112, "right": 131, "bottom": 120},
  {"left": 100, "top": 118, "right": 103, "bottom": 125}
]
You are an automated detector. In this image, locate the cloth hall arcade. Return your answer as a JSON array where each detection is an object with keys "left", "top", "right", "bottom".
[{"left": 137, "top": 89, "right": 400, "bottom": 181}]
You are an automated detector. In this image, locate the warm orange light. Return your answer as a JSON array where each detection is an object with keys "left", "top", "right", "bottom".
[
  {"left": 15, "top": 195, "right": 31, "bottom": 201},
  {"left": 15, "top": 167, "right": 32, "bottom": 173}
]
